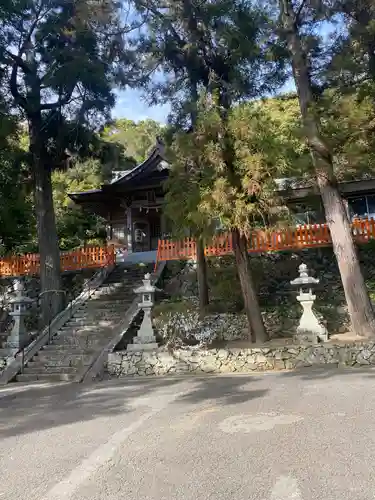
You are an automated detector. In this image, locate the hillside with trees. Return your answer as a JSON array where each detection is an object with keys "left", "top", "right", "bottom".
[{"left": 1, "top": 0, "right": 375, "bottom": 336}]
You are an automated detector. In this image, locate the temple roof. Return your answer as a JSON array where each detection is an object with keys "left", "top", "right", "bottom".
[
  {"left": 68, "top": 139, "right": 168, "bottom": 207},
  {"left": 108, "top": 139, "right": 166, "bottom": 186}
]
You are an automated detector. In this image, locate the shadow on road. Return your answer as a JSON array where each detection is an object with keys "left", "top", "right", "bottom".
[
  {"left": 175, "top": 375, "right": 268, "bottom": 406},
  {"left": 4, "top": 365, "right": 373, "bottom": 439},
  {"left": 0, "top": 378, "right": 178, "bottom": 439},
  {"left": 279, "top": 365, "right": 375, "bottom": 381},
  {"left": 0, "top": 374, "right": 268, "bottom": 439}
]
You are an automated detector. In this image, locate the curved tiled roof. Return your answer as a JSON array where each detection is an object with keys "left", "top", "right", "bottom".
[
  {"left": 109, "top": 140, "right": 166, "bottom": 186},
  {"left": 68, "top": 139, "right": 167, "bottom": 201}
]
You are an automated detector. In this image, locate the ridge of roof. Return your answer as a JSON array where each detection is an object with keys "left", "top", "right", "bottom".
[
  {"left": 109, "top": 138, "right": 165, "bottom": 186},
  {"left": 69, "top": 188, "right": 102, "bottom": 196},
  {"left": 68, "top": 140, "right": 167, "bottom": 200}
]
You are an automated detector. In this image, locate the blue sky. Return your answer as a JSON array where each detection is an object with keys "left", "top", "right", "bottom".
[
  {"left": 112, "top": 88, "right": 171, "bottom": 123},
  {"left": 112, "top": 83, "right": 296, "bottom": 123}
]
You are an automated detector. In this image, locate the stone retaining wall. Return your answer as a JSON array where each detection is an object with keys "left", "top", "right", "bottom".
[{"left": 107, "top": 341, "right": 375, "bottom": 377}]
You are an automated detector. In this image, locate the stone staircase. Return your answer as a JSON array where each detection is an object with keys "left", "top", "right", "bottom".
[{"left": 15, "top": 264, "right": 152, "bottom": 383}]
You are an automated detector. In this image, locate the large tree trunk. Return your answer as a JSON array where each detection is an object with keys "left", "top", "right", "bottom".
[
  {"left": 29, "top": 115, "right": 64, "bottom": 326},
  {"left": 188, "top": 82, "right": 210, "bottom": 316},
  {"left": 232, "top": 229, "right": 268, "bottom": 343},
  {"left": 196, "top": 237, "right": 209, "bottom": 316},
  {"left": 215, "top": 89, "right": 267, "bottom": 343},
  {"left": 280, "top": 0, "right": 375, "bottom": 337}
]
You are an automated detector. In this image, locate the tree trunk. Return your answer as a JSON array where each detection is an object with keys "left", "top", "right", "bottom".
[
  {"left": 196, "top": 237, "right": 209, "bottom": 316},
  {"left": 280, "top": 0, "right": 375, "bottom": 337},
  {"left": 29, "top": 115, "right": 64, "bottom": 326},
  {"left": 214, "top": 89, "right": 267, "bottom": 343},
  {"left": 232, "top": 229, "right": 268, "bottom": 343},
  {"left": 188, "top": 82, "right": 210, "bottom": 316}
]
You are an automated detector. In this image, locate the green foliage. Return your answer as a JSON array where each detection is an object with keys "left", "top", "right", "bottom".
[
  {"left": 0, "top": 104, "right": 34, "bottom": 254},
  {"left": 129, "top": 0, "right": 287, "bottom": 135},
  {"left": 324, "top": 1, "right": 375, "bottom": 94},
  {"left": 2, "top": 0, "right": 375, "bottom": 263},
  {"left": 166, "top": 93, "right": 293, "bottom": 237},
  {"left": 0, "top": 113, "right": 163, "bottom": 255},
  {"left": 319, "top": 90, "right": 375, "bottom": 179},
  {"left": 1, "top": 0, "right": 128, "bottom": 123},
  {"left": 0, "top": 0, "right": 132, "bottom": 303},
  {"left": 52, "top": 159, "right": 106, "bottom": 250},
  {"left": 0, "top": 160, "right": 35, "bottom": 255},
  {"left": 247, "top": 91, "right": 375, "bottom": 182},
  {"left": 101, "top": 119, "right": 163, "bottom": 164}
]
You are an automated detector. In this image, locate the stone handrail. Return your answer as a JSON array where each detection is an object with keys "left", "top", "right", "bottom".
[
  {"left": 80, "top": 261, "right": 167, "bottom": 383},
  {"left": 0, "top": 264, "right": 115, "bottom": 385}
]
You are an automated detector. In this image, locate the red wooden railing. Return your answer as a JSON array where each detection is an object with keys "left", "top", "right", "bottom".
[
  {"left": 155, "top": 218, "right": 375, "bottom": 269},
  {"left": 0, "top": 245, "right": 116, "bottom": 277}
]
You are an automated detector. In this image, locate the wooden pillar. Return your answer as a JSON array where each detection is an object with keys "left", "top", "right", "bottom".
[
  {"left": 106, "top": 210, "right": 113, "bottom": 241},
  {"left": 127, "top": 208, "right": 133, "bottom": 253},
  {"left": 342, "top": 198, "right": 351, "bottom": 221},
  {"left": 160, "top": 211, "right": 167, "bottom": 238}
]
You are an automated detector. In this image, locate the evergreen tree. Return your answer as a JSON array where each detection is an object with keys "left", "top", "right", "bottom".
[
  {"left": 278, "top": 0, "right": 375, "bottom": 337},
  {"left": 0, "top": 0, "right": 131, "bottom": 322},
  {"left": 131, "top": 0, "right": 288, "bottom": 341}
]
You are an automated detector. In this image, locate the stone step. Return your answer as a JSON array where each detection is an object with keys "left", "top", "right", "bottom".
[
  {"left": 93, "top": 287, "right": 135, "bottom": 293},
  {"left": 89, "top": 296, "right": 135, "bottom": 304},
  {"left": 11, "top": 264, "right": 149, "bottom": 385},
  {"left": 97, "top": 283, "right": 126, "bottom": 290},
  {"left": 98, "top": 281, "right": 135, "bottom": 288},
  {"left": 63, "top": 318, "right": 114, "bottom": 326},
  {"left": 22, "top": 364, "right": 79, "bottom": 374},
  {"left": 40, "top": 344, "right": 98, "bottom": 352},
  {"left": 76, "top": 305, "right": 126, "bottom": 314},
  {"left": 106, "top": 269, "right": 146, "bottom": 278},
  {"left": 70, "top": 319, "right": 123, "bottom": 327},
  {"left": 50, "top": 337, "right": 110, "bottom": 348},
  {"left": 58, "top": 327, "right": 115, "bottom": 337},
  {"left": 103, "top": 281, "right": 138, "bottom": 288},
  {"left": 79, "top": 296, "right": 128, "bottom": 309},
  {"left": 67, "top": 320, "right": 121, "bottom": 329},
  {"left": 16, "top": 372, "right": 77, "bottom": 383},
  {"left": 71, "top": 313, "right": 123, "bottom": 321},
  {"left": 98, "top": 281, "right": 136, "bottom": 288},
  {"left": 93, "top": 289, "right": 134, "bottom": 298},
  {"left": 73, "top": 304, "right": 125, "bottom": 321},
  {"left": 31, "top": 353, "right": 94, "bottom": 366},
  {"left": 61, "top": 321, "right": 117, "bottom": 330},
  {"left": 52, "top": 332, "right": 110, "bottom": 342}
]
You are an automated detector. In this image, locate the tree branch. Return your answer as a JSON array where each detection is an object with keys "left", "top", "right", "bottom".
[
  {"left": 9, "top": 63, "right": 28, "bottom": 110},
  {"left": 40, "top": 86, "right": 76, "bottom": 110},
  {"left": 5, "top": 50, "right": 32, "bottom": 74},
  {"left": 295, "top": 0, "right": 308, "bottom": 23},
  {"left": 6, "top": 7, "right": 43, "bottom": 112}
]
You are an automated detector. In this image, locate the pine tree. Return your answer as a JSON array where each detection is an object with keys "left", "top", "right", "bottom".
[
  {"left": 278, "top": 0, "right": 375, "bottom": 337},
  {"left": 0, "top": 0, "right": 132, "bottom": 323},
  {"left": 130, "top": 0, "right": 288, "bottom": 341}
]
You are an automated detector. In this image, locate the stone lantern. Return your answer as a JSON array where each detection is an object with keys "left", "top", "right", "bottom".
[
  {"left": 127, "top": 273, "right": 159, "bottom": 351},
  {"left": 5, "top": 278, "right": 33, "bottom": 353},
  {"left": 290, "top": 263, "right": 328, "bottom": 343}
]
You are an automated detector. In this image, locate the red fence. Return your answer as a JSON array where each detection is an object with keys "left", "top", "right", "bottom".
[
  {"left": 0, "top": 245, "right": 116, "bottom": 277},
  {"left": 155, "top": 218, "right": 375, "bottom": 266}
]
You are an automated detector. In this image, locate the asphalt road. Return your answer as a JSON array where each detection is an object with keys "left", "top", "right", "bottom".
[{"left": 1, "top": 368, "right": 375, "bottom": 500}]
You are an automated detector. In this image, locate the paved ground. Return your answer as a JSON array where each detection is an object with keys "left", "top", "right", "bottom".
[{"left": 1, "top": 368, "right": 375, "bottom": 500}]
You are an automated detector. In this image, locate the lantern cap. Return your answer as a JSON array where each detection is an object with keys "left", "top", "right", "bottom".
[
  {"left": 290, "top": 262, "right": 319, "bottom": 286},
  {"left": 134, "top": 273, "right": 158, "bottom": 294}
]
